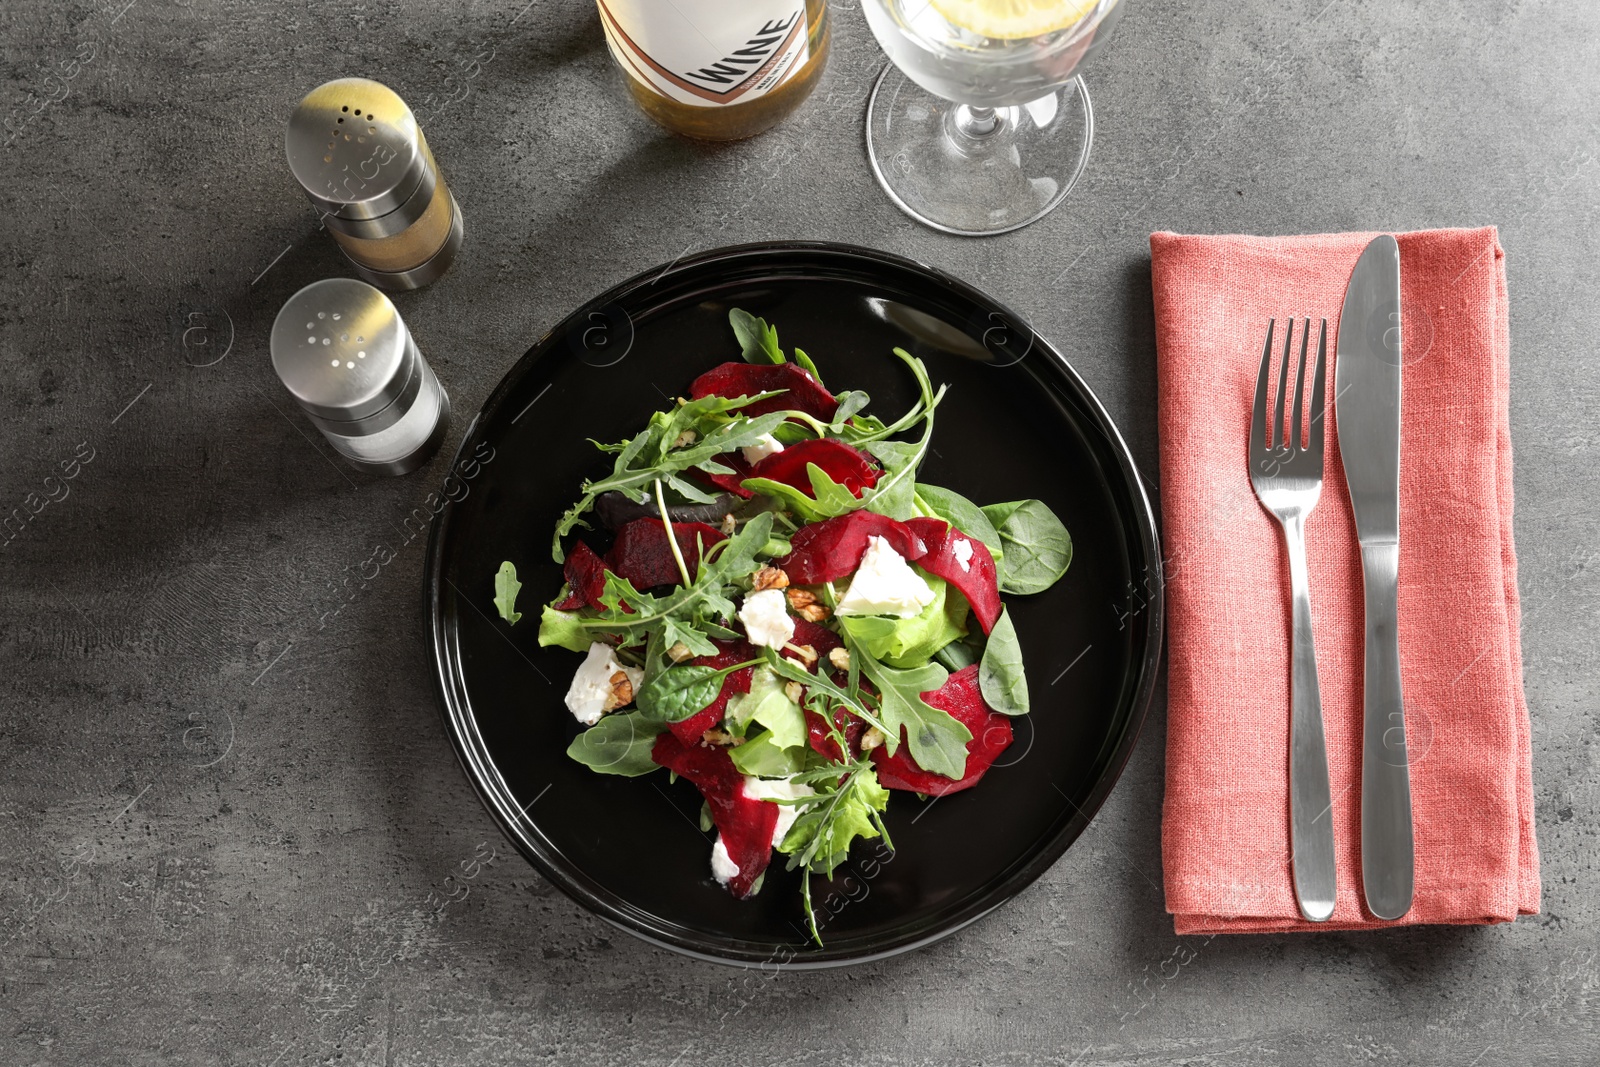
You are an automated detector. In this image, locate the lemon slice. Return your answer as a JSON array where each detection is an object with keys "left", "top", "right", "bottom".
[{"left": 929, "top": 0, "right": 1101, "bottom": 40}]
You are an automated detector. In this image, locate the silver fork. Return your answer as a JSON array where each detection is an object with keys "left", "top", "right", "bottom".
[{"left": 1249, "top": 317, "right": 1336, "bottom": 922}]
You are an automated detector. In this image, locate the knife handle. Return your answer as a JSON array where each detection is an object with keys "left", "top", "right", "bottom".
[{"left": 1359, "top": 541, "right": 1415, "bottom": 920}]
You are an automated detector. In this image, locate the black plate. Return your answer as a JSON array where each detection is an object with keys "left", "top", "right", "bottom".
[{"left": 425, "top": 242, "right": 1162, "bottom": 968}]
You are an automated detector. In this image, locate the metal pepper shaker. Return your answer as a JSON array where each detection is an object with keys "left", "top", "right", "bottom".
[
  {"left": 286, "top": 77, "right": 464, "bottom": 290},
  {"left": 270, "top": 278, "right": 451, "bottom": 475}
]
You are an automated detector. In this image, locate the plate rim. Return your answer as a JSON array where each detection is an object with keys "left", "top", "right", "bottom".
[{"left": 424, "top": 240, "right": 1164, "bottom": 969}]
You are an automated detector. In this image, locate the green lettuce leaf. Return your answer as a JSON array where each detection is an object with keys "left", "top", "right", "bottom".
[
  {"left": 728, "top": 729, "right": 808, "bottom": 777},
  {"left": 537, "top": 605, "right": 593, "bottom": 653},
  {"left": 838, "top": 573, "right": 968, "bottom": 668}
]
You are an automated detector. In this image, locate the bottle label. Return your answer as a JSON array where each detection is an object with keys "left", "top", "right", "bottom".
[{"left": 598, "top": 0, "right": 810, "bottom": 108}]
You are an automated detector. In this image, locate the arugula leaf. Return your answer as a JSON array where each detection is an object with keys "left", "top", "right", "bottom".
[
  {"left": 740, "top": 464, "right": 865, "bottom": 523},
  {"left": 493, "top": 562, "right": 523, "bottom": 625},
  {"left": 978, "top": 607, "right": 1029, "bottom": 716},
  {"left": 793, "top": 346, "right": 824, "bottom": 387},
  {"left": 730, "top": 308, "right": 784, "bottom": 365},
  {"left": 554, "top": 513, "right": 774, "bottom": 648},
  {"left": 660, "top": 616, "right": 719, "bottom": 658},
  {"left": 916, "top": 484, "right": 1004, "bottom": 563},
  {"left": 566, "top": 713, "right": 664, "bottom": 776},
  {"left": 862, "top": 439, "right": 921, "bottom": 521},
  {"left": 981, "top": 499, "right": 1073, "bottom": 594},
  {"left": 552, "top": 405, "right": 788, "bottom": 560},
  {"left": 830, "top": 389, "right": 872, "bottom": 426},
  {"left": 762, "top": 649, "right": 890, "bottom": 737},
  {"left": 854, "top": 651, "right": 970, "bottom": 779},
  {"left": 780, "top": 756, "right": 892, "bottom": 944}
]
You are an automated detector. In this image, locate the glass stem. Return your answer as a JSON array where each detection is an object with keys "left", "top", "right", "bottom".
[{"left": 954, "top": 105, "right": 1001, "bottom": 137}]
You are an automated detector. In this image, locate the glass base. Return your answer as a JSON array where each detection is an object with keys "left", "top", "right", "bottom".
[{"left": 864, "top": 66, "right": 1094, "bottom": 237}]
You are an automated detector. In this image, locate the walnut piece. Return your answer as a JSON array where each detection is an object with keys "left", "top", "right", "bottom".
[
  {"left": 752, "top": 566, "right": 790, "bottom": 592},
  {"left": 783, "top": 680, "right": 806, "bottom": 705},
  {"left": 702, "top": 728, "right": 742, "bottom": 747},
  {"left": 786, "top": 587, "right": 832, "bottom": 622},
  {"left": 786, "top": 643, "right": 818, "bottom": 667},
  {"left": 859, "top": 726, "right": 886, "bottom": 752},
  {"left": 604, "top": 670, "right": 635, "bottom": 712},
  {"left": 672, "top": 429, "right": 698, "bottom": 449},
  {"left": 827, "top": 646, "right": 851, "bottom": 671},
  {"left": 666, "top": 640, "right": 695, "bottom": 663}
]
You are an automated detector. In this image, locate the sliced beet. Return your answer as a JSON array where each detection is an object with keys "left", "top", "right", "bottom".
[
  {"left": 747, "top": 438, "right": 880, "bottom": 499},
  {"left": 776, "top": 511, "right": 927, "bottom": 584},
  {"left": 651, "top": 732, "right": 779, "bottom": 898},
  {"left": 786, "top": 617, "right": 843, "bottom": 661},
  {"left": 594, "top": 488, "right": 739, "bottom": 527},
  {"left": 666, "top": 638, "right": 759, "bottom": 743},
  {"left": 554, "top": 540, "right": 608, "bottom": 610},
  {"left": 688, "top": 362, "right": 839, "bottom": 420},
  {"left": 903, "top": 517, "right": 1002, "bottom": 634},
  {"left": 870, "top": 664, "right": 1013, "bottom": 796},
  {"left": 605, "top": 518, "right": 726, "bottom": 589},
  {"left": 689, "top": 450, "right": 757, "bottom": 500}
]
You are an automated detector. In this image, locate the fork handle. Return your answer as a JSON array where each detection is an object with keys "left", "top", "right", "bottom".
[
  {"left": 1282, "top": 512, "right": 1337, "bottom": 922},
  {"left": 1358, "top": 540, "right": 1415, "bottom": 920}
]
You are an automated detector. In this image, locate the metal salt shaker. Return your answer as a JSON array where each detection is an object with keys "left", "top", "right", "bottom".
[
  {"left": 285, "top": 77, "right": 464, "bottom": 290},
  {"left": 270, "top": 278, "right": 451, "bottom": 475}
]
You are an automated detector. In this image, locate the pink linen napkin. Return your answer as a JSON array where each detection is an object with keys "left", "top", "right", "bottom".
[{"left": 1151, "top": 228, "right": 1538, "bottom": 933}]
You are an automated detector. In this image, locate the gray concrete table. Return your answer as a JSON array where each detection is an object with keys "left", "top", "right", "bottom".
[{"left": 2, "top": 1, "right": 1595, "bottom": 1064}]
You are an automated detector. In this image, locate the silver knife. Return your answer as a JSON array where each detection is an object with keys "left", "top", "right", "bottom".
[{"left": 1335, "top": 234, "right": 1415, "bottom": 920}]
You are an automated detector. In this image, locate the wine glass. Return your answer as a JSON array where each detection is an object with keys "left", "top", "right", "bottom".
[{"left": 860, "top": 0, "right": 1125, "bottom": 235}]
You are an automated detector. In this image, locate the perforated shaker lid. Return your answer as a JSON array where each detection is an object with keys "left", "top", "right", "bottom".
[
  {"left": 270, "top": 278, "right": 416, "bottom": 425},
  {"left": 286, "top": 78, "right": 431, "bottom": 234}
]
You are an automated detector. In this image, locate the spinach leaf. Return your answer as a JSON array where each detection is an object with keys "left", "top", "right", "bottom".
[
  {"left": 916, "top": 484, "right": 1004, "bottom": 562},
  {"left": 981, "top": 498, "right": 1072, "bottom": 594},
  {"left": 730, "top": 308, "right": 784, "bottom": 365},
  {"left": 493, "top": 561, "right": 523, "bottom": 625},
  {"left": 566, "top": 713, "right": 664, "bottom": 776},
  {"left": 635, "top": 659, "right": 758, "bottom": 724},
  {"left": 854, "top": 652, "right": 970, "bottom": 779},
  {"left": 978, "top": 607, "right": 1029, "bottom": 716}
]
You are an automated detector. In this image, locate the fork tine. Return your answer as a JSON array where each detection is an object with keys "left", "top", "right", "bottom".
[
  {"left": 1274, "top": 316, "right": 1293, "bottom": 450},
  {"left": 1252, "top": 319, "right": 1275, "bottom": 452},
  {"left": 1307, "top": 318, "right": 1328, "bottom": 454},
  {"left": 1290, "top": 317, "right": 1310, "bottom": 452}
]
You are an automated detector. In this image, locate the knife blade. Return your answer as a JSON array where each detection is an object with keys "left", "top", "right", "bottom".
[{"left": 1335, "top": 234, "right": 1415, "bottom": 920}]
